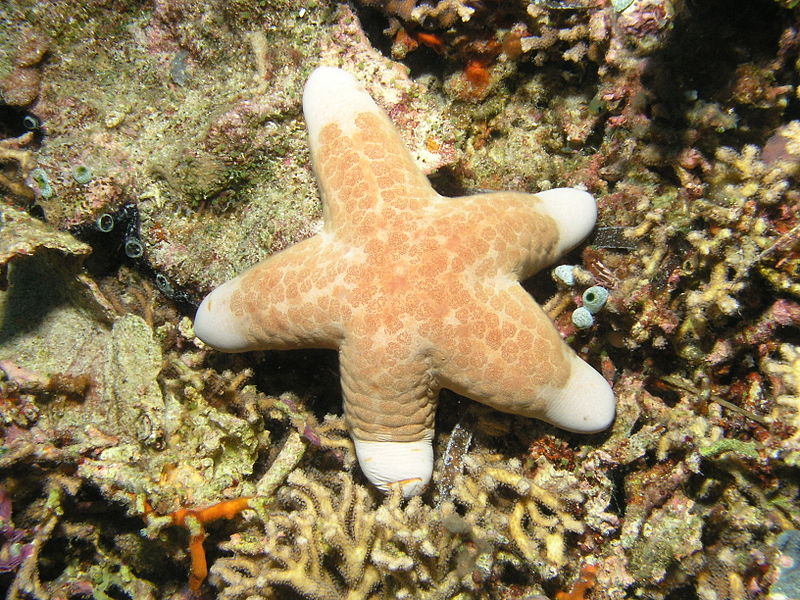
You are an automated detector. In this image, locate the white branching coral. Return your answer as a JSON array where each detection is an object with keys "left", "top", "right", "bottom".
[
  {"left": 212, "top": 471, "right": 379, "bottom": 600},
  {"left": 449, "top": 456, "right": 585, "bottom": 579},
  {"left": 210, "top": 452, "right": 592, "bottom": 599}
]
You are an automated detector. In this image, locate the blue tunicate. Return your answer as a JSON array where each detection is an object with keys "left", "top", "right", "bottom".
[
  {"left": 571, "top": 306, "right": 594, "bottom": 329},
  {"left": 96, "top": 213, "right": 114, "bottom": 232},
  {"left": 553, "top": 264, "right": 576, "bottom": 286},
  {"left": 770, "top": 530, "right": 800, "bottom": 599},
  {"left": 170, "top": 50, "right": 189, "bottom": 86},
  {"left": 124, "top": 237, "right": 144, "bottom": 259},
  {"left": 23, "top": 115, "right": 39, "bottom": 130},
  {"left": 72, "top": 164, "right": 93, "bottom": 184},
  {"left": 30, "top": 167, "right": 53, "bottom": 199},
  {"left": 582, "top": 286, "right": 609, "bottom": 314},
  {"left": 155, "top": 273, "right": 174, "bottom": 297}
]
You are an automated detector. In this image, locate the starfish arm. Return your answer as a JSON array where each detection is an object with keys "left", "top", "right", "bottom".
[
  {"left": 530, "top": 187, "right": 598, "bottom": 261},
  {"left": 339, "top": 337, "right": 437, "bottom": 496},
  {"left": 432, "top": 188, "right": 598, "bottom": 281},
  {"left": 302, "top": 67, "right": 438, "bottom": 237},
  {"left": 194, "top": 236, "right": 346, "bottom": 352},
  {"left": 340, "top": 338, "right": 437, "bottom": 442},
  {"left": 433, "top": 285, "right": 615, "bottom": 433}
]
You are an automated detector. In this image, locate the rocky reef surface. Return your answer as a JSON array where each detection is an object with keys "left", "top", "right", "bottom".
[{"left": 1, "top": 0, "right": 799, "bottom": 598}]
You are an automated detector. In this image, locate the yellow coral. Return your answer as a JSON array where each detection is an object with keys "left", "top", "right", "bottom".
[{"left": 763, "top": 344, "right": 800, "bottom": 444}]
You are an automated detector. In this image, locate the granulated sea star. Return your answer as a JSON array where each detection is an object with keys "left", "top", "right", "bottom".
[{"left": 194, "top": 66, "right": 615, "bottom": 496}]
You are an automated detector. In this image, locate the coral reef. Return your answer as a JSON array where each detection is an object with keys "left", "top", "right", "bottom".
[{"left": 1, "top": 0, "right": 800, "bottom": 598}]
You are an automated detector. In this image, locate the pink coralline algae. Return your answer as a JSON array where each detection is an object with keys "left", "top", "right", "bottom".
[{"left": 0, "top": 488, "right": 33, "bottom": 573}]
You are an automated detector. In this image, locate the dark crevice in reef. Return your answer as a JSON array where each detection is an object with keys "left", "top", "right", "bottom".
[
  {"left": 642, "top": 0, "right": 794, "bottom": 151},
  {"left": 668, "top": 0, "right": 787, "bottom": 99},
  {"left": 253, "top": 348, "right": 342, "bottom": 416},
  {"left": 352, "top": 5, "right": 394, "bottom": 57},
  {"left": 0, "top": 103, "right": 44, "bottom": 145}
]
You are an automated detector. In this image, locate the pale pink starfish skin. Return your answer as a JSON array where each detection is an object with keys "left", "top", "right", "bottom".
[{"left": 194, "top": 66, "right": 615, "bottom": 496}]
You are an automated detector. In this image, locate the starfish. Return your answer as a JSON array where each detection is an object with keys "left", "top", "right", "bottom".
[{"left": 194, "top": 66, "right": 615, "bottom": 496}]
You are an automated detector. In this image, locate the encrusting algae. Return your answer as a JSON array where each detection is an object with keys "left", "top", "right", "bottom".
[{"left": 1, "top": 0, "right": 800, "bottom": 598}]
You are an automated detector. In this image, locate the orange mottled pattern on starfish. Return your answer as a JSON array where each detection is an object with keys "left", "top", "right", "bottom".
[
  {"left": 315, "top": 111, "right": 435, "bottom": 232},
  {"left": 224, "top": 106, "right": 571, "bottom": 442}
]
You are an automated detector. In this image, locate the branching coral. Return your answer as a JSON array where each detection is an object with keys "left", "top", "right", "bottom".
[
  {"left": 762, "top": 343, "right": 800, "bottom": 458},
  {"left": 211, "top": 446, "right": 596, "bottom": 599},
  {"left": 591, "top": 372, "right": 799, "bottom": 598},
  {"left": 605, "top": 131, "right": 800, "bottom": 365},
  {"left": 212, "top": 471, "right": 380, "bottom": 600}
]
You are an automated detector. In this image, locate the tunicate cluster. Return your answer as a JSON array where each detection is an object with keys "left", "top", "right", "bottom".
[
  {"left": 69, "top": 203, "right": 197, "bottom": 308},
  {"left": 553, "top": 265, "right": 610, "bottom": 330},
  {"left": 571, "top": 286, "right": 609, "bottom": 329},
  {"left": 69, "top": 202, "right": 144, "bottom": 270}
]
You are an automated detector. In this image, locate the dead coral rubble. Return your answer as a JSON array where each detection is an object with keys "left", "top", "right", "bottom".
[{"left": 0, "top": 31, "right": 49, "bottom": 107}]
